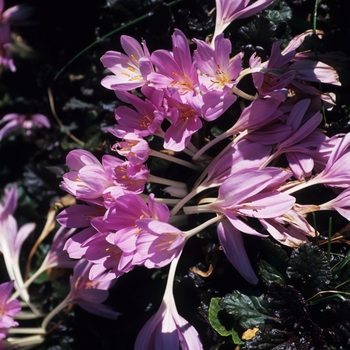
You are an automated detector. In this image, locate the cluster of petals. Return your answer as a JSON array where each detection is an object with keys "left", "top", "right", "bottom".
[
  {"left": 0, "top": 113, "right": 50, "bottom": 141},
  {"left": 0, "top": 281, "right": 21, "bottom": 345},
  {"left": 102, "top": 28, "right": 240, "bottom": 151}
]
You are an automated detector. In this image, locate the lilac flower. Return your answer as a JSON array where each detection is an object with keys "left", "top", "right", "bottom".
[
  {"left": 0, "top": 113, "right": 50, "bottom": 141},
  {"left": 135, "top": 256, "right": 203, "bottom": 350},
  {"left": 112, "top": 133, "right": 150, "bottom": 165},
  {"left": 100, "top": 35, "right": 153, "bottom": 91},
  {"left": 61, "top": 150, "right": 114, "bottom": 204},
  {"left": 149, "top": 29, "right": 199, "bottom": 94},
  {"left": 111, "top": 90, "right": 165, "bottom": 138},
  {"left": 213, "top": 0, "right": 275, "bottom": 43},
  {"left": 0, "top": 184, "right": 36, "bottom": 301},
  {"left": 249, "top": 33, "right": 340, "bottom": 102},
  {"left": 193, "top": 33, "right": 243, "bottom": 91},
  {"left": 0, "top": 281, "right": 21, "bottom": 341},
  {"left": 41, "top": 260, "right": 119, "bottom": 331},
  {"left": 135, "top": 219, "right": 186, "bottom": 268},
  {"left": 217, "top": 218, "right": 258, "bottom": 284},
  {"left": 0, "top": 0, "right": 33, "bottom": 72}
]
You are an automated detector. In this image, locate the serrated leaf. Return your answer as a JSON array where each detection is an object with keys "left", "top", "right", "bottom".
[
  {"left": 258, "top": 239, "right": 289, "bottom": 285},
  {"left": 267, "top": 283, "right": 307, "bottom": 328},
  {"left": 258, "top": 260, "right": 286, "bottom": 285},
  {"left": 220, "top": 289, "right": 277, "bottom": 329},
  {"left": 286, "top": 243, "right": 333, "bottom": 297},
  {"left": 237, "top": 16, "right": 277, "bottom": 47},
  {"left": 265, "top": 1, "right": 292, "bottom": 25}
]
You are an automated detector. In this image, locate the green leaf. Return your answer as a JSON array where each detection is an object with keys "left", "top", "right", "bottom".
[
  {"left": 265, "top": 0, "right": 292, "bottom": 25},
  {"left": 208, "top": 298, "right": 244, "bottom": 345},
  {"left": 237, "top": 16, "right": 277, "bottom": 47},
  {"left": 258, "top": 260, "right": 286, "bottom": 285},
  {"left": 220, "top": 289, "right": 276, "bottom": 329},
  {"left": 286, "top": 243, "right": 333, "bottom": 298},
  {"left": 209, "top": 298, "right": 232, "bottom": 337},
  {"left": 258, "top": 239, "right": 289, "bottom": 285}
]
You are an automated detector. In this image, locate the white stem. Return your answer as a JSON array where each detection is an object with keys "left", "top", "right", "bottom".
[
  {"left": 184, "top": 215, "right": 223, "bottom": 239},
  {"left": 148, "top": 174, "right": 187, "bottom": 189},
  {"left": 10, "top": 265, "right": 46, "bottom": 301},
  {"left": 41, "top": 296, "right": 70, "bottom": 330},
  {"left": 170, "top": 185, "right": 209, "bottom": 217},
  {"left": 5, "top": 335, "right": 44, "bottom": 349},
  {"left": 7, "top": 328, "right": 45, "bottom": 335}
]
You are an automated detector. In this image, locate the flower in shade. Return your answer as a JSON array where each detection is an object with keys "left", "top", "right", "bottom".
[
  {"left": 135, "top": 256, "right": 203, "bottom": 350},
  {"left": 0, "top": 0, "right": 33, "bottom": 72},
  {"left": 0, "top": 281, "right": 21, "bottom": 341},
  {"left": 0, "top": 113, "right": 50, "bottom": 141}
]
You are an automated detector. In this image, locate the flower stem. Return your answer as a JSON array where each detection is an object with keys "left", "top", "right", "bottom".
[{"left": 149, "top": 149, "right": 202, "bottom": 171}]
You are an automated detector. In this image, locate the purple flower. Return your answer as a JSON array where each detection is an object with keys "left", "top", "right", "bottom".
[
  {"left": 100, "top": 35, "right": 153, "bottom": 91},
  {"left": 0, "top": 184, "right": 36, "bottom": 302},
  {"left": 149, "top": 29, "right": 199, "bottom": 94},
  {"left": 0, "top": 281, "right": 21, "bottom": 340},
  {"left": 135, "top": 256, "right": 203, "bottom": 350},
  {"left": 0, "top": 0, "right": 33, "bottom": 72},
  {"left": 0, "top": 113, "right": 50, "bottom": 141},
  {"left": 135, "top": 219, "right": 186, "bottom": 268},
  {"left": 193, "top": 33, "right": 243, "bottom": 91},
  {"left": 213, "top": 0, "right": 275, "bottom": 43}
]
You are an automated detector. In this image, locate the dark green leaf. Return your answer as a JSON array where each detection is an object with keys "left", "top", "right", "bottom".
[
  {"left": 265, "top": 0, "right": 292, "bottom": 25},
  {"left": 242, "top": 328, "right": 291, "bottom": 350},
  {"left": 258, "top": 260, "right": 286, "bottom": 285},
  {"left": 237, "top": 16, "right": 277, "bottom": 47},
  {"left": 220, "top": 289, "right": 277, "bottom": 329},
  {"left": 286, "top": 243, "right": 333, "bottom": 297},
  {"left": 258, "top": 239, "right": 289, "bottom": 285},
  {"left": 267, "top": 283, "right": 307, "bottom": 328}
]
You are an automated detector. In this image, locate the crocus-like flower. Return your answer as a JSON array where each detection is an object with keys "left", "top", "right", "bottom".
[
  {"left": 135, "top": 219, "right": 186, "bottom": 268},
  {"left": 0, "top": 281, "right": 21, "bottom": 342},
  {"left": 149, "top": 29, "right": 199, "bottom": 95},
  {"left": 193, "top": 33, "right": 243, "bottom": 91},
  {"left": 0, "top": 113, "right": 50, "bottom": 141},
  {"left": 212, "top": 0, "right": 275, "bottom": 44},
  {"left": 41, "top": 259, "right": 120, "bottom": 331},
  {"left": 0, "top": 0, "right": 33, "bottom": 72},
  {"left": 100, "top": 35, "right": 153, "bottom": 91},
  {"left": 0, "top": 184, "right": 36, "bottom": 303},
  {"left": 135, "top": 256, "right": 203, "bottom": 350}
]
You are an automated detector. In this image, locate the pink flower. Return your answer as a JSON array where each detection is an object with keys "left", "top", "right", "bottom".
[
  {"left": 100, "top": 35, "right": 153, "bottom": 91},
  {"left": 217, "top": 218, "right": 258, "bottom": 284},
  {"left": 135, "top": 256, "right": 203, "bottom": 350},
  {"left": 61, "top": 150, "right": 114, "bottom": 204},
  {"left": 193, "top": 33, "right": 243, "bottom": 91},
  {"left": 149, "top": 29, "right": 199, "bottom": 94},
  {"left": 112, "top": 133, "right": 150, "bottom": 165},
  {"left": 213, "top": 0, "right": 275, "bottom": 43},
  {"left": 0, "top": 281, "right": 21, "bottom": 340},
  {"left": 135, "top": 219, "right": 186, "bottom": 268},
  {"left": 111, "top": 90, "right": 165, "bottom": 138},
  {"left": 0, "top": 0, "right": 33, "bottom": 72},
  {"left": 135, "top": 296, "right": 203, "bottom": 350},
  {"left": 0, "top": 113, "right": 50, "bottom": 141}
]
